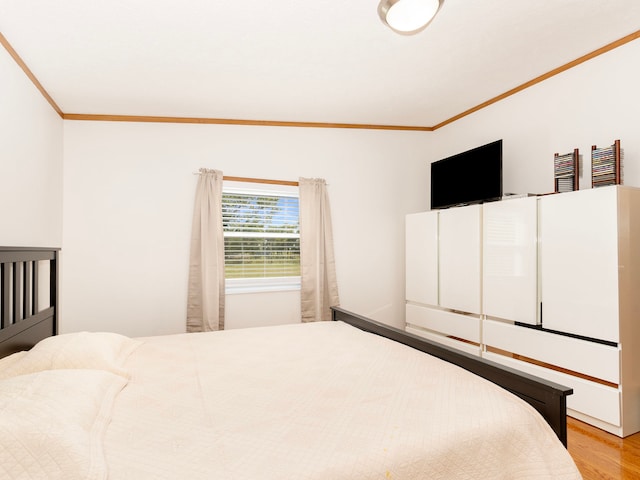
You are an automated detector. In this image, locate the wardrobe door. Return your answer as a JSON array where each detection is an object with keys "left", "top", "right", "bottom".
[
  {"left": 539, "top": 187, "right": 619, "bottom": 343},
  {"left": 439, "top": 204, "right": 482, "bottom": 314},
  {"left": 405, "top": 211, "right": 439, "bottom": 306},
  {"left": 483, "top": 197, "right": 539, "bottom": 325}
]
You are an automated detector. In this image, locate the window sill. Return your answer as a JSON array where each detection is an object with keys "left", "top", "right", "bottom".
[{"left": 225, "top": 277, "right": 301, "bottom": 295}]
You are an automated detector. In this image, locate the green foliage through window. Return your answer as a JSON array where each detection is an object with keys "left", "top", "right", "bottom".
[{"left": 222, "top": 192, "right": 300, "bottom": 279}]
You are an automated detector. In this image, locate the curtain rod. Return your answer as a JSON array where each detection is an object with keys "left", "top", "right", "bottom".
[
  {"left": 193, "top": 172, "right": 299, "bottom": 187},
  {"left": 225, "top": 175, "right": 299, "bottom": 187}
]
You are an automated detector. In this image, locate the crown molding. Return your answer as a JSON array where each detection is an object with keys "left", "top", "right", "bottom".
[
  {"left": 2, "top": 28, "right": 639, "bottom": 131},
  {"left": 0, "top": 31, "right": 63, "bottom": 118},
  {"left": 61, "top": 113, "right": 434, "bottom": 131},
  {"left": 432, "top": 29, "right": 640, "bottom": 130}
]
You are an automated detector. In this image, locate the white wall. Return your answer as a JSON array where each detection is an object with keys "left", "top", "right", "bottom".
[
  {"left": 62, "top": 121, "right": 429, "bottom": 336},
  {"left": 0, "top": 45, "right": 63, "bottom": 247},
  {"left": 426, "top": 39, "right": 640, "bottom": 197},
  {"left": 61, "top": 36, "right": 640, "bottom": 338}
]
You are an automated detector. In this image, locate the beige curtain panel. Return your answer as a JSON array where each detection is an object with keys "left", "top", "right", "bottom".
[
  {"left": 299, "top": 177, "right": 340, "bottom": 322},
  {"left": 187, "top": 168, "right": 225, "bottom": 332}
]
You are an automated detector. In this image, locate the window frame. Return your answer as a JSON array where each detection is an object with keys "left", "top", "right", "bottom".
[{"left": 222, "top": 181, "right": 301, "bottom": 295}]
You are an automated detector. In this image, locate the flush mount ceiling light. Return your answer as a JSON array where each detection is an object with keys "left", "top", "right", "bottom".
[{"left": 378, "top": 0, "right": 444, "bottom": 35}]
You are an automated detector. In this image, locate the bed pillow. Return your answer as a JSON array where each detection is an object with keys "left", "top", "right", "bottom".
[
  {"left": 0, "top": 332, "right": 141, "bottom": 380},
  {"left": 0, "top": 350, "right": 27, "bottom": 373},
  {"left": 0, "top": 369, "right": 127, "bottom": 480}
]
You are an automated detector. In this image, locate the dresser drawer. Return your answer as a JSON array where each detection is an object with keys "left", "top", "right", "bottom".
[
  {"left": 484, "top": 350, "right": 621, "bottom": 427},
  {"left": 406, "top": 303, "right": 481, "bottom": 344},
  {"left": 483, "top": 319, "right": 619, "bottom": 384},
  {"left": 406, "top": 326, "right": 481, "bottom": 357}
]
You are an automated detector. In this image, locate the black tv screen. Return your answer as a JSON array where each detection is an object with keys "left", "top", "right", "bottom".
[{"left": 431, "top": 140, "right": 503, "bottom": 209}]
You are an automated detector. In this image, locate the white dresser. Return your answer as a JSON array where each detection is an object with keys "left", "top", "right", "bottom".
[{"left": 405, "top": 186, "right": 640, "bottom": 437}]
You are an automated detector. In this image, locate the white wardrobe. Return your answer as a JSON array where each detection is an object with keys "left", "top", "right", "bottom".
[
  {"left": 405, "top": 186, "right": 640, "bottom": 437},
  {"left": 405, "top": 205, "right": 482, "bottom": 356}
]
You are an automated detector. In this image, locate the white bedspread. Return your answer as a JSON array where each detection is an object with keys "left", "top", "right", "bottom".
[{"left": 104, "top": 321, "right": 581, "bottom": 479}]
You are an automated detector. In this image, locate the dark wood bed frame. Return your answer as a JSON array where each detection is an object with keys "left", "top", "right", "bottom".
[
  {"left": 0, "top": 247, "right": 59, "bottom": 357},
  {"left": 0, "top": 248, "right": 570, "bottom": 447},
  {"left": 332, "top": 306, "right": 573, "bottom": 447}
]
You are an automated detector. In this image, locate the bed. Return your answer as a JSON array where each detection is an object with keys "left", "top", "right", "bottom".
[{"left": 0, "top": 247, "right": 581, "bottom": 479}]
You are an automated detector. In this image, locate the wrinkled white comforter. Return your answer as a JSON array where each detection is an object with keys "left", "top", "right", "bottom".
[{"left": 103, "top": 321, "right": 581, "bottom": 479}]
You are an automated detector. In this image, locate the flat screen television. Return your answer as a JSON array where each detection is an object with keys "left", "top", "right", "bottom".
[{"left": 431, "top": 139, "right": 503, "bottom": 209}]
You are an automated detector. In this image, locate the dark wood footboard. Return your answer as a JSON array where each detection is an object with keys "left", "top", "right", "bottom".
[
  {"left": 0, "top": 247, "right": 59, "bottom": 357},
  {"left": 332, "top": 306, "right": 572, "bottom": 447}
]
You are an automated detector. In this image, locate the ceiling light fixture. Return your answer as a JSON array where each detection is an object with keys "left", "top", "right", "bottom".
[{"left": 378, "top": 0, "right": 444, "bottom": 35}]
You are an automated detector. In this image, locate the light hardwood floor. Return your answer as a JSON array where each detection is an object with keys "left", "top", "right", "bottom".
[{"left": 567, "top": 417, "right": 640, "bottom": 479}]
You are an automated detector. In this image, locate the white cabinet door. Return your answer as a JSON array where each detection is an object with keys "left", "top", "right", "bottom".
[
  {"left": 483, "top": 197, "right": 539, "bottom": 324},
  {"left": 405, "top": 211, "right": 438, "bottom": 306},
  {"left": 439, "top": 204, "right": 482, "bottom": 314},
  {"left": 539, "top": 187, "right": 620, "bottom": 343}
]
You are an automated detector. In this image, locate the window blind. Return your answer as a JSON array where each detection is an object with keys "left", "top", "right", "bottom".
[{"left": 222, "top": 192, "right": 300, "bottom": 279}]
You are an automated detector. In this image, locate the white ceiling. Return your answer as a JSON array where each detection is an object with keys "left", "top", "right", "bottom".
[{"left": 0, "top": 0, "right": 639, "bottom": 128}]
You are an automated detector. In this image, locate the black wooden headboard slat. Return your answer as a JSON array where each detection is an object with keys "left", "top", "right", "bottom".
[
  {"left": 0, "top": 247, "right": 59, "bottom": 358},
  {"left": 1, "top": 263, "right": 9, "bottom": 329}
]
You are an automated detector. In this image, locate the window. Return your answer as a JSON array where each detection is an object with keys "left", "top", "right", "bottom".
[{"left": 222, "top": 183, "right": 300, "bottom": 293}]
